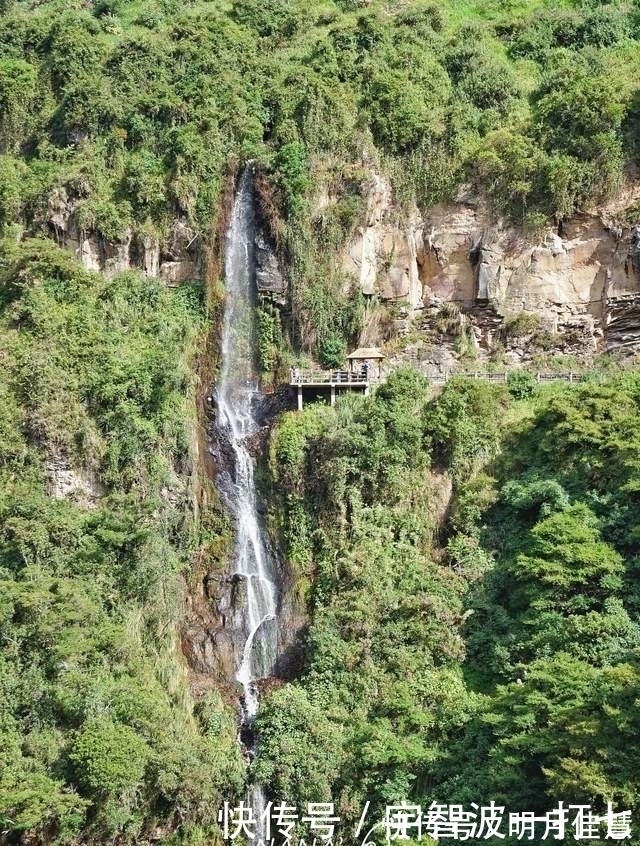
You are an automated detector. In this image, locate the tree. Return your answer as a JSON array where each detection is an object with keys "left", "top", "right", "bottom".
[
  {"left": 253, "top": 685, "right": 343, "bottom": 807},
  {"left": 319, "top": 329, "right": 346, "bottom": 368},
  {"left": 69, "top": 719, "right": 150, "bottom": 798}
]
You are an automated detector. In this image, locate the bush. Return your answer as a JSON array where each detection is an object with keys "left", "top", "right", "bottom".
[
  {"left": 0, "top": 58, "right": 37, "bottom": 150},
  {"left": 69, "top": 719, "right": 150, "bottom": 797},
  {"left": 368, "top": 70, "right": 434, "bottom": 153},
  {"left": 122, "top": 151, "right": 167, "bottom": 217},
  {"left": 457, "top": 53, "right": 518, "bottom": 112},
  {"left": 509, "top": 7, "right": 629, "bottom": 60},
  {"left": 231, "top": 0, "right": 301, "bottom": 38},
  {"left": 534, "top": 57, "right": 626, "bottom": 161},
  {"left": 507, "top": 370, "right": 536, "bottom": 399},
  {"left": 319, "top": 329, "right": 346, "bottom": 368},
  {"left": 503, "top": 312, "right": 541, "bottom": 338},
  {"left": 256, "top": 302, "right": 283, "bottom": 373},
  {"left": 273, "top": 141, "right": 309, "bottom": 218},
  {"left": 253, "top": 685, "right": 342, "bottom": 806}
]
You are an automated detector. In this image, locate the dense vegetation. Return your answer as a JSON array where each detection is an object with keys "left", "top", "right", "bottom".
[
  {"left": 2, "top": 0, "right": 640, "bottom": 843},
  {"left": 2, "top": 0, "right": 640, "bottom": 362},
  {"left": 260, "top": 370, "right": 640, "bottom": 844},
  {"left": 0, "top": 243, "right": 244, "bottom": 843}
]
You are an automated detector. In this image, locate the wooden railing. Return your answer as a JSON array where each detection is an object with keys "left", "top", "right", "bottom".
[
  {"left": 290, "top": 368, "right": 583, "bottom": 387},
  {"left": 427, "top": 371, "right": 581, "bottom": 386},
  {"left": 290, "top": 369, "right": 379, "bottom": 385}
]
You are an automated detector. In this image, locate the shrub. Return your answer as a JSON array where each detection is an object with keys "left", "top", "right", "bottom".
[
  {"left": 0, "top": 58, "right": 37, "bottom": 150},
  {"left": 256, "top": 302, "right": 283, "bottom": 373},
  {"left": 319, "top": 329, "right": 346, "bottom": 368},
  {"left": 273, "top": 141, "right": 309, "bottom": 218},
  {"left": 122, "top": 151, "right": 167, "bottom": 217},
  {"left": 507, "top": 370, "right": 537, "bottom": 399},
  {"left": 69, "top": 719, "right": 150, "bottom": 797},
  {"left": 503, "top": 312, "right": 541, "bottom": 339}
]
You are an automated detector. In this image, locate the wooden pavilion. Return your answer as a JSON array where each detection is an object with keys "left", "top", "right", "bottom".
[{"left": 290, "top": 347, "right": 385, "bottom": 409}]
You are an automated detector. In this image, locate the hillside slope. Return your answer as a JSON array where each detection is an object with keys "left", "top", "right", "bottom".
[{"left": 2, "top": 0, "right": 640, "bottom": 844}]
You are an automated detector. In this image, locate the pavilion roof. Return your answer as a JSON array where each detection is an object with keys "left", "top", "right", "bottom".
[{"left": 346, "top": 347, "right": 385, "bottom": 360}]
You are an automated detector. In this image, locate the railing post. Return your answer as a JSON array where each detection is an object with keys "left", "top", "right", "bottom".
[{"left": 537, "top": 372, "right": 541, "bottom": 383}]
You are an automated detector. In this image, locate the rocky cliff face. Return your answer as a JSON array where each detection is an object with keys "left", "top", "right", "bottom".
[
  {"left": 343, "top": 173, "right": 424, "bottom": 308},
  {"left": 46, "top": 455, "right": 105, "bottom": 508},
  {"left": 47, "top": 185, "right": 287, "bottom": 302},
  {"left": 46, "top": 187, "right": 201, "bottom": 283},
  {"left": 340, "top": 173, "right": 640, "bottom": 357},
  {"left": 47, "top": 171, "right": 640, "bottom": 359}
]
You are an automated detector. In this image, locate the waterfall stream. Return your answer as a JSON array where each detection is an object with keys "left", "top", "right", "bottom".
[
  {"left": 215, "top": 167, "right": 279, "bottom": 821},
  {"left": 217, "top": 167, "right": 279, "bottom": 715},
  {"left": 216, "top": 167, "right": 278, "bottom": 838}
]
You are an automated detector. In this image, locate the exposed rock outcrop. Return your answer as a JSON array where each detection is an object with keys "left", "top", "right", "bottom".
[
  {"left": 343, "top": 173, "right": 424, "bottom": 308},
  {"left": 44, "top": 187, "right": 202, "bottom": 282},
  {"left": 255, "top": 229, "right": 287, "bottom": 302},
  {"left": 606, "top": 293, "right": 640, "bottom": 350},
  {"left": 337, "top": 173, "right": 640, "bottom": 356},
  {"left": 46, "top": 456, "right": 104, "bottom": 508}
]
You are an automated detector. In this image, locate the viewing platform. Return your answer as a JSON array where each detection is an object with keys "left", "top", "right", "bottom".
[
  {"left": 290, "top": 369, "right": 383, "bottom": 409},
  {"left": 289, "top": 365, "right": 586, "bottom": 410},
  {"left": 291, "top": 347, "right": 385, "bottom": 409}
]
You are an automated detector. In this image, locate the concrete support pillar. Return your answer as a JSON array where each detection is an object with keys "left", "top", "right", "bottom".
[
  {"left": 330, "top": 385, "right": 336, "bottom": 407},
  {"left": 364, "top": 385, "right": 370, "bottom": 397},
  {"left": 297, "top": 386, "right": 303, "bottom": 411}
]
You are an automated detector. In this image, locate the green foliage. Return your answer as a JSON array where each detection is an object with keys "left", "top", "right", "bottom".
[
  {"left": 0, "top": 57, "right": 37, "bottom": 151},
  {"left": 507, "top": 369, "right": 536, "bottom": 399},
  {"left": 273, "top": 142, "right": 309, "bottom": 218},
  {"left": 446, "top": 29, "right": 518, "bottom": 112},
  {"left": 503, "top": 311, "right": 541, "bottom": 337},
  {"left": 0, "top": 242, "right": 243, "bottom": 843},
  {"left": 256, "top": 301, "right": 283, "bottom": 373},
  {"left": 444, "top": 375, "right": 640, "bottom": 818},
  {"left": 318, "top": 329, "right": 346, "bottom": 368},
  {"left": 253, "top": 686, "right": 343, "bottom": 804},
  {"left": 263, "top": 370, "right": 640, "bottom": 832},
  {"left": 447, "top": 651, "right": 640, "bottom": 815},
  {"left": 509, "top": 5, "right": 631, "bottom": 61},
  {"left": 535, "top": 54, "right": 625, "bottom": 161},
  {"left": 0, "top": 741, "right": 88, "bottom": 839},
  {"left": 70, "top": 719, "right": 150, "bottom": 797},
  {"left": 122, "top": 150, "right": 167, "bottom": 218},
  {"left": 231, "top": 0, "right": 302, "bottom": 39},
  {"left": 367, "top": 68, "right": 447, "bottom": 153},
  {"left": 424, "top": 377, "right": 508, "bottom": 480},
  {"left": 263, "top": 369, "right": 476, "bottom": 822}
]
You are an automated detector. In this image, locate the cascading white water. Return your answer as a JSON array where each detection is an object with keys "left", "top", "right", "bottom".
[{"left": 216, "top": 167, "right": 279, "bottom": 721}]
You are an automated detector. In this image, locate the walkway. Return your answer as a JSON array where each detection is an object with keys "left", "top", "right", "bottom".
[
  {"left": 427, "top": 370, "right": 582, "bottom": 386},
  {"left": 290, "top": 369, "right": 377, "bottom": 409},
  {"left": 290, "top": 368, "right": 584, "bottom": 409}
]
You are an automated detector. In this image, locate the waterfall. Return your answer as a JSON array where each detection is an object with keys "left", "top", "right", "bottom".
[
  {"left": 216, "top": 167, "right": 279, "bottom": 723},
  {"left": 214, "top": 167, "right": 278, "bottom": 837},
  {"left": 216, "top": 166, "right": 278, "bottom": 843}
]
